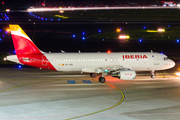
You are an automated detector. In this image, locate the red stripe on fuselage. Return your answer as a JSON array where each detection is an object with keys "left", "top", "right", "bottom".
[{"left": 17, "top": 54, "right": 57, "bottom": 71}]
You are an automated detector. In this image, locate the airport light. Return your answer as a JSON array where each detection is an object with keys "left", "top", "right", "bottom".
[
  {"left": 82, "top": 32, "right": 85, "bottom": 35},
  {"left": 157, "top": 28, "right": 165, "bottom": 32},
  {"left": 143, "top": 26, "right": 146, "bottom": 29},
  {"left": 6, "top": 28, "right": 10, "bottom": 32},
  {"left": 177, "top": 39, "right": 179, "bottom": 43},
  {"left": 60, "top": 11, "right": 64, "bottom": 13},
  {"left": 0, "top": 38, "right": 1, "bottom": 41},
  {"left": 82, "top": 37, "right": 85, "bottom": 40},
  {"left": 72, "top": 35, "right": 75, "bottom": 38},
  {"left": 168, "top": 25, "right": 170, "bottom": 27},
  {"left": 139, "top": 39, "right": 142, "bottom": 42},
  {"left": 119, "top": 35, "right": 129, "bottom": 39},
  {"left": 5, "top": 9, "right": 10, "bottom": 12},
  {"left": 116, "top": 28, "right": 121, "bottom": 32},
  {"left": 18, "top": 65, "right": 22, "bottom": 69},
  {"left": 98, "top": 30, "right": 101, "bottom": 33}
]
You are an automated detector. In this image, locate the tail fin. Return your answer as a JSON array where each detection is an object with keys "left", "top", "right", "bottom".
[{"left": 9, "top": 24, "right": 42, "bottom": 55}]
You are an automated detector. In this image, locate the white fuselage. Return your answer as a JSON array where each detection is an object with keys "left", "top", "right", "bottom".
[{"left": 42, "top": 52, "right": 175, "bottom": 73}]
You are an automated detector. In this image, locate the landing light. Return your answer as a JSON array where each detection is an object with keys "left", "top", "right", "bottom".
[
  {"left": 175, "top": 71, "right": 180, "bottom": 76},
  {"left": 104, "top": 69, "right": 108, "bottom": 72}
]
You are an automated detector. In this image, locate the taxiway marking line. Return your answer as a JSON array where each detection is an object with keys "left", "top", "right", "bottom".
[
  {"left": 65, "top": 81, "right": 125, "bottom": 120},
  {"left": 0, "top": 80, "right": 55, "bottom": 93}
]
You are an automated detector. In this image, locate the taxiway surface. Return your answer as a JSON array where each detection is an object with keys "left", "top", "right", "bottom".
[{"left": 0, "top": 68, "right": 180, "bottom": 120}]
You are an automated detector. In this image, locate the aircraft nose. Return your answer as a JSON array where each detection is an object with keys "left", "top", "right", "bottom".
[{"left": 169, "top": 59, "right": 175, "bottom": 68}]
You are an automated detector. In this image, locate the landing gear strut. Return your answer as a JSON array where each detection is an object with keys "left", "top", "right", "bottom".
[
  {"left": 90, "top": 73, "right": 97, "bottom": 78},
  {"left": 151, "top": 70, "right": 156, "bottom": 79}
]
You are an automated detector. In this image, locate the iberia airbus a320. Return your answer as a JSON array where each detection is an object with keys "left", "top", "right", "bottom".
[{"left": 5, "top": 25, "right": 175, "bottom": 83}]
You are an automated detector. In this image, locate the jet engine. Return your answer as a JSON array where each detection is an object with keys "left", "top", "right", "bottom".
[{"left": 111, "top": 69, "right": 136, "bottom": 80}]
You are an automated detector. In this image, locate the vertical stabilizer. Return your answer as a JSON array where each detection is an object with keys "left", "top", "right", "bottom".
[{"left": 9, "top": 24, "right": 41, "bottom": 55}]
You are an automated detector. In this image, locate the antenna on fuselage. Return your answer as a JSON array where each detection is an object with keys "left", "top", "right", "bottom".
[
  {"left": 78, "top": 50, "right": 81, "bottom": 53},
  {"left": 151, "top": 50, "right": 153, "bottom": 53}
]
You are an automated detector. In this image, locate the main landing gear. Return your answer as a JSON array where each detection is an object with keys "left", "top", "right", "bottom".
[
  {"left": 98, "top": 72, "right": 107, "bottom": 83},
  {"left": 99, "top": 77, "right": 106, "bottom": 83},
  {"left": 90, "top": 73, "right": 97, "bottom": 78},
  {"left": 151, "top": 70, "right": 156, "bottom": 79}
]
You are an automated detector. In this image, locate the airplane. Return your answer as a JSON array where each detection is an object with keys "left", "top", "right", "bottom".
[{"left": 5, "top": 24, "right": 175, "bottom": 83}]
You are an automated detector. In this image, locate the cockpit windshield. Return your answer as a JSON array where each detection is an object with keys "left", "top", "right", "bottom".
[{"left": 164, "top": 57, "right": 168, "bottom": 60}]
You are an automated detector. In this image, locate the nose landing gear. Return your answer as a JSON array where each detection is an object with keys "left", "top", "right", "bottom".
[{"left": 151, "top": 70, "right": 156, "bottom": 79}]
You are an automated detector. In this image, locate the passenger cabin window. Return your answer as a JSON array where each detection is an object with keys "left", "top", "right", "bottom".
[{"left": 164, "top": 57, "right": 168, "bottom": 60}]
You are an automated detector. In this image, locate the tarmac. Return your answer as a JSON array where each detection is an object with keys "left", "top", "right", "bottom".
[{"left": 0, "top": 67, "right": 180, "bottom": 120}]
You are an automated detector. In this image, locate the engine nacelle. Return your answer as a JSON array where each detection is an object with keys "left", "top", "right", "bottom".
[{"left": 111, "top": 70, "right": 136, "bottom": 80}]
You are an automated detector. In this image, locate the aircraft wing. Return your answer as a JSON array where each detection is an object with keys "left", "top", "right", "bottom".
[{"left": 81, "top": 64, "right": 132, "bottom": 73}]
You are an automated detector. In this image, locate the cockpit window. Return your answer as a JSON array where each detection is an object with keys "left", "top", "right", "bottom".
[{"left": 164, "top": 57, "right": 168, "bottom": 60}]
